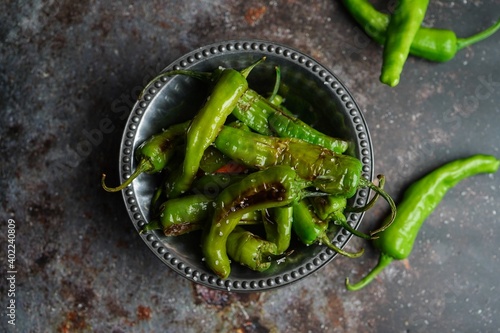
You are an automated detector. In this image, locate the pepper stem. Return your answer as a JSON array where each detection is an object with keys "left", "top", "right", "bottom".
[
  {"left": 268, "top": 65, "right": 281, "bottom": 102},
  {"left": 332, "top": 211, "right": 376, "bottom": 240},
  {"left": 456, "top": 19, "right": 500, "bottom": 50},
  {"left": 359, "top": 175, "right": 397, "bottom": 236},
  {"left": 346, "top": 175, "right": 386, "bottom": 213},
  {"left": 345, "top": 252, "right": 394, "bottom": 291},
  {"left": 319, "top": 233, "right": 364, "bottom": 259},
  {"left": 240, "top": 57, "right": 266, "bottom": 78},
  {"left": 101, "top": 159, "right": 153, "bottom": 192}
]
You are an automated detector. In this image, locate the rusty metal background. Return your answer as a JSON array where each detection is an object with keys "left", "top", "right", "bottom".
[{"left": 1, "top": 1, "right": 499, "bottom": 332}]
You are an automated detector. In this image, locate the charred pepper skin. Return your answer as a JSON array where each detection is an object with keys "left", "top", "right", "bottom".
[
  {"left": 263, "top": 206, "right": 294, "bottom": 255},
  {"left": 214, "top": 126, "right": 397, "bottom": 234},
  {"left": 346, "top": 155, "right": 500, "bottom": 291},
  {"left": 201, "top": 165, "right": 310, "bottom": 279},
  {"left": 214, "top": 126, "right": 361, "bottom": 196}
]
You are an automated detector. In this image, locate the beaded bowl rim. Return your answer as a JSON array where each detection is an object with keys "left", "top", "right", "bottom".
[{"left": 118, "top": 39, "right": 373, "bottom": 292}]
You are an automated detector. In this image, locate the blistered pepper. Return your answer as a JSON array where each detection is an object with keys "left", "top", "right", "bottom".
[{"left": 201, "top": 165, "right": 310, "bottom": 279}]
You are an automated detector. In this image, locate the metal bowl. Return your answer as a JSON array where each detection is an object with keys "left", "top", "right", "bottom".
[{"left": 118, "top": 40, "right": 373, "bottom": 292}]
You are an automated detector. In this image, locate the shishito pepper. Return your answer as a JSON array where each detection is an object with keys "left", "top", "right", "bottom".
[
  {"left": 226, "top": 226, "right": 280, "bottom": 272},
  {"left": 214, "top": 125, "right": 396, "bottom": 235},
  {"left": 165, "top": 70, "right": 249, "bottom": 198},
  {"left": 342, "top": 0, "right": 500, "bottom": 63},
  {"left": 263, "top": 206, "right": 294, "bottom": 255},
  {"left": 166, "top": 59, "right": 265, "bottom": 198},
  {"left": 201, "top": 165, "right": 311, "bottom": 279},
  {"left": 101, "top": 121, "right": 189, "bottom": 192},
  {"left": 346, "top": 154, "right": 500, "bottom": 291},
  {"left": 292, "top": 199, "right": 363, "bottom": 258}
]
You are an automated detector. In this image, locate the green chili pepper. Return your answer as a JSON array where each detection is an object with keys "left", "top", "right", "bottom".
[
  {"left": 380, "top": 0, "right": 430, "bottom": 87},
  {"left": 226, "top": 226, "right": 280, "bottom": 272},
  {"left": 310, "top": 195, "right": 372, "bottom": 240},
  {"left": 101, "top": 121, "right": 189, "bottom": 192},
  {"left": 263, "top": 206, "right": 294, "bottom": 254},
  {"left": 292, "top": 200, "right": 363, "bottom": 258},
  {"left": 201, "top": 165, "right": 311, "bottom": 279},
  {"left": 166, "top": 69, "right": 250, "bottom": 198},
  {"left": 267, "top": 111, "right": 349, "bottom": 154},
  {"left": 342, "top": 0, "right": 500, "bottom": 63},
  {"left": 231, "top": 88, "right": 276, "bottom": 135},
  {"left": 142, "top": 194, "right": 211, "bottom": 236},
  {"left": 213, "top": 126, "right": 396, "bottom": 234},
  {"left": 141, "top": 193, "right": 261, "bottom": 235},
  {"left": 345, "top": 154, "right": 500, "bottom": 291}
]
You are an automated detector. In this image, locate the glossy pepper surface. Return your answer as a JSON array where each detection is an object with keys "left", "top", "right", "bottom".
[
  {"left": 292, "top": 200, "right": 363, "bottom": 258},
  {"left": 101, "top": 121, "right": 189, "bottom": 192},
  {"left": 346, "top": 154, "right": 500, "bottom": 291},
  {"left": 166, "top": 69, "right": 249, "bottom": 198},
  {"left": 226, "top": 226, "right": 279, "bottom": 272},
  {"left": 214, "top": 126, "right": 362, "bottom": 196},
  {"left": 342, "top": 0, "right": 500, "bottom": 63},
  {"left": 202, "top": 165, "right": 310, "bottom": 279},
  {"left": 380, "top": 0, "right": 430, "bottom": 87}
]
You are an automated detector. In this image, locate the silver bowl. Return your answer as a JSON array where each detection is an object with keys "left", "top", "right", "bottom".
[{"left": 118, "top": 40, "right": 373, "bottom": 292}]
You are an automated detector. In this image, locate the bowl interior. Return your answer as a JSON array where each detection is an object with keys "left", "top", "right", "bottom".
[{"left": 119, "top": 40, "right": 373, "bottom": 292}]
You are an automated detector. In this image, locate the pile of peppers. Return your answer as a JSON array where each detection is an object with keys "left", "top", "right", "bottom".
[
  {"left": 102, "top": 59, "right": 398, "bottom": 279},
  {"left": 342, "top": 0, "right": 500, "bottom": 87}
]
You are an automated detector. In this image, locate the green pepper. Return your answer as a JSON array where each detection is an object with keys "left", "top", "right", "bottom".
[
  {"left": 165, "top": 69, "right": 250, "bottom": 198},
  {"left": 310, "top": 195, "right": 372, "bottom": 240},
  {"left": 231, "top": 88, "right": 276, "bottom": 135},
  {"left": 226, "top": 226, "right": 279, "bottom": 272},
  {"left": 101, "top": 121, "right": 190, "bottom": 192},
  {"left": 292, "top": 200, "right": 363, "bottom": 258},
  {"left": 380, "top": 0, "right": 430, "bottom": 87},
  {"left": 213, "top": 126, "right": 396, "bottom": 234},
  {"left": 141, "top": 193, "right": 261, "bottom": 236},
  {"left": 263, "top": 206, "right": 294, "bottom": 254},
  {"left": 267, "top": 111, "right": 349, "bottom": 154},
  {"left": 342, "top": 0, "right": 500, "bottom": 63},
  {"left": 346, "top": 154, "right": 500, "bottom": 291},
  {"left": 142, "top": 194, "right": 211, "bottom": 236},
  {"left": 201, "top": 165, "right": 311, "bottom": 279}
]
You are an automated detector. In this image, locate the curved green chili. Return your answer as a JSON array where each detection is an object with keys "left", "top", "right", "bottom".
[
  {"left": 346, "top": 154, "right": 500, "bottom": 291},
  {"left": 342, "top": 0, "right": 500, "bottom": 63},
  {"left": 292, "top": 199, "right": 363, "bottom": 258},
  {"left": 226, "top": 226, "right": 280, "bottom": 272},
  {"left": 141, "top": 193, "right": 261, "bottom": 236},
  {"left": 201, "top": 165, "right": 311, "bottom": 279},
  {"left": 267, "top": 111, "right": 349, "bottom": 154},
  {"left": 380, "top": 0, "right": 430, "bottom": 87},
  {"left": 213, "top": 126, "right": 397, "bottom": 233},
  {"left": 263, "top": 206, "right": 294, "bottom": 254},
  {"left": 165, "top": 69, "right": 250, "bottom": 198},
  {"left": 101, "top": 121, "right": 189, "bottom": 192}
]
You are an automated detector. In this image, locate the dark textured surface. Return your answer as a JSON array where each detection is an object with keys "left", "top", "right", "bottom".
[{"left": 1, "top": 1, "right": 499, "bottom": 332}]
